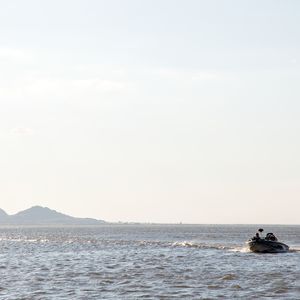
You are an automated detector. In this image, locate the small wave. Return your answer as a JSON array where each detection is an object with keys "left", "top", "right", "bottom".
[
  {"left": 138, "top": 240, "right": 164, "bottom": 247},
  {"left": 0, "top": 237, "right": 55, "bottom": 243},
  {"left": 0, "top": 237, "right": 50, "bottom": 243},
  {"left": 221, "top": 274, "right": 237, "bottom": 280}
]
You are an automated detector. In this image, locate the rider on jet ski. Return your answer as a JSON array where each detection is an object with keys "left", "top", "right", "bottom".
[
  {"left": 252, "top": 229, "right": 278, "bottom": 241},
  {"left": 265, "top": 232, "right": 278, "bottom": 241},
  {"left": 252, "top": 228, "right": 264, "bottom": 240}
]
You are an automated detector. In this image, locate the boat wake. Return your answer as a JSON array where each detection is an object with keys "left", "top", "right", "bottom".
[
  {"left": 172, "top": 241, "right": 234, "bottom": 251},
  {"left": 289, "top": 247, "right": 300, "bottom": 253}
]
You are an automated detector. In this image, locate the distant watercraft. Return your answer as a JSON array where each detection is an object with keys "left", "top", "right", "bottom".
[{"left": 247, "top": 228, "right": 289, "bottom": 253}]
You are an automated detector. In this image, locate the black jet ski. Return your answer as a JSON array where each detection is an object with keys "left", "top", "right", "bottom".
[{"left": 247, "top": 229, "right": 289, "bottom": 253}]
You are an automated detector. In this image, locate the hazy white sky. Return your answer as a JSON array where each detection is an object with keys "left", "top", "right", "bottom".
[{"left": 0, "top": 0, "right": 299, "bottom": 224}]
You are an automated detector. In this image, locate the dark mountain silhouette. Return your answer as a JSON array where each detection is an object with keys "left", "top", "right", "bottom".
[{"left": 0, "top": 206, "right": 105, "bottom": 225}]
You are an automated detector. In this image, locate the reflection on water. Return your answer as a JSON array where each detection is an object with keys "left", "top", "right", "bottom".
[{"left": 0, "top": 225, "right": 299, "bottom": 299}]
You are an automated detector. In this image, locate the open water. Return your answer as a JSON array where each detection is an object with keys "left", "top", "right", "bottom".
[{"left": 0, "top": 225, "right": 299, "bottom": 299}]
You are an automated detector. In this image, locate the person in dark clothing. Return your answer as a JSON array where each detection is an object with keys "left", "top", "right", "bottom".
[{"left": 265, "top": 233, "right": 278, "bottom": 241}]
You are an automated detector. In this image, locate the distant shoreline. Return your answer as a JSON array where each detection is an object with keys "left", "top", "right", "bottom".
[{"left": 0, "top": 223, "right": 299, "bottom": 227}]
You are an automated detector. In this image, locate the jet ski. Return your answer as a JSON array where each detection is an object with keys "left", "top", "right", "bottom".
[{"left": 247, "top": 228, "right": 289, "bottom": 253}]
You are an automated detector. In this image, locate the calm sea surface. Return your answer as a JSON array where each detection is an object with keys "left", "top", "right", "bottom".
[{"left": 0, "top": 225, "right": 299, "bottom": 299}]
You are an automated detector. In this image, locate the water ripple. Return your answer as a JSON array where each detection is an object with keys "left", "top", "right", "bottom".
[{"left": 0, "top": 225, "right": 299, "bottom": 299}]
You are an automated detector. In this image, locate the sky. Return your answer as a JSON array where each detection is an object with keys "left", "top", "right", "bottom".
[{"left": 0, "top": 0, "right": 299, "bottom": 224}]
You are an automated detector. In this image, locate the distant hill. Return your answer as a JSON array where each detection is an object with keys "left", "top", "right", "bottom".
[
  {"left": 0, "top": 206, "right": 106, "bottom": 225},
  {"left": 0, "top": 208, "right": 8, "bottom": 220},
  {"left": 0, "top": 208, "right": 8, "bottom": 216}
]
